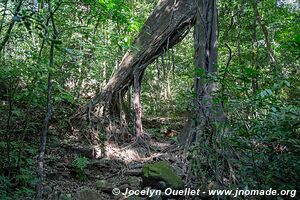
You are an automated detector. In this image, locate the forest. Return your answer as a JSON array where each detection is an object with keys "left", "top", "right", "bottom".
[{"left": 0, "top": 0, "right": 299, "bottom": 199}]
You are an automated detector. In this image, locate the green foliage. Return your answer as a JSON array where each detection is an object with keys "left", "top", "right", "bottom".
[
  {"left": 0, "top": 0, "right": 151, "bottom": 196},
  {"left": 72, "top": 156, "right": 89, "bottom": 181},
  {"left": 0, "top": 0, "right": 299, "bottom": 198},
  {"left": 0, "top": 141, "right": 37, "bottom": 199},
  {"left": 188, "top": 0, "right": 300, "bottom": 196},
  {"left": 142, "top": 34, "right": 194, "bottom": 116}
]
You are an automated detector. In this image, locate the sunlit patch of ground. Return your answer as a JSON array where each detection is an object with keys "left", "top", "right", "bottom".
[
  {"left": 103, "top": 139, "right": 173, "bottom": 164},
  {"left": 42, "top": 115, "right": 186, "bottom": 199}
]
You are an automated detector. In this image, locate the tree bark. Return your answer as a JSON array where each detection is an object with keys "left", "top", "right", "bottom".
[
  {"left": 0, "top": 0, "right": 23, "bottom": 55},
  {"left": 35, "top": 1, "right": 58, "bottom": 199},
  {"left": 251, "top": 1, "right": 279, "bottom": 83},
  {"left": 252, "top": 1, "right": 276, "bottom": 65},
  {"left": 0, "top": 0, "right": 9, "bottom": 33},
  {"left": 133, "top": 69, "right": 143, "bottom": 138},
  {"left": 78, "top": 0, "right": 197, "bottom": 117},
  {"left": 179, "top": 0, "right": 226, "bottom": 146}
]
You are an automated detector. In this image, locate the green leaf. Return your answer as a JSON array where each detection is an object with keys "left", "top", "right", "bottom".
[
  {"left": 65, "top": 48, "right": 75, "bottom": 55},
  {"left": 52, "top": 40, "right": 63, "bottom": 45},
  {"left": 195, "top": 68, "right": 204, "bottom": 77},
  {"left": 284, "top": 80, "right": 291, "bottom": 87},
  {"left": 266, "top": 89, "right": 272, "bottom": 95},
  {"left": 294, "top": 34, "right": 300, "bottom": 43}
]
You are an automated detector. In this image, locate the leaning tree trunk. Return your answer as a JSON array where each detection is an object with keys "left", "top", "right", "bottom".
[{"left": 77, "top": 0, "right": 197, "bottom": 118}]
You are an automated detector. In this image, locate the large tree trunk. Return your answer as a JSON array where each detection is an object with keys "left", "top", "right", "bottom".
[
  {"left": 179, "top": 0, "right": 226, "bottom": 146},
  {"left": 78, "top": 0, "right": 197, "bottom": 117}
]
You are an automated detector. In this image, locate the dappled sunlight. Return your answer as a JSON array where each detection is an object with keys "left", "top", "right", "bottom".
[
  {"left": 150, "top": 140, "right": 172, "bottom": 149},
  {"left": 103, "top": 140, "right": 171, "bottom": 164},
  {"left": 0, "top": 0, "right": 299, "bottom": 199},
  {"left": 104, "top": 141, "right": 140, "bottom": 163}
]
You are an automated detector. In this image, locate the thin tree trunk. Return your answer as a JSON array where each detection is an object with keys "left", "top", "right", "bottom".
[
  {"left": 251, "top": 16, "right": 259, "bottom": 93},
  {"left": 133, "top": 69, "right": 143, "bottom": 138},
  {"left": 0, "top": 0, "right": 9, "bottom": 33},
  {"left": 36, "top": 73, "right": 52, "bottom": 200},
  {"left": 156, "top": 58, "right": 160, "bottom": 80},
  {"left": 252, "top": 1, "right": 279, "bottom": 83},
  {"left": 6, "top": 84, "right": 12, "bottom": 177},
  {"left": 0, "top": 0, "right": 23, "bottom": 55},
  {"left": 35, "top": 1, "right": 58, "bottom": 199},
  {"left": 252, "top": 1, "right": 276, "bottom": 65}
]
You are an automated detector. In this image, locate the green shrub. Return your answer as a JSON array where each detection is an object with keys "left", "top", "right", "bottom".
[{"left": 71, "top": 156, "right": 89, "bottom": 181}]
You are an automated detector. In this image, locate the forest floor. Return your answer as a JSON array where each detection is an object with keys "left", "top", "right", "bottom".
[{"left": 42, "top": 116, "right": 188, "bottom": 200}]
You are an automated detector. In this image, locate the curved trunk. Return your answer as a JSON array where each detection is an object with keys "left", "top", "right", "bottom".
[{"left": 78, "top": 0, "right": 197, "bottom": 116}]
